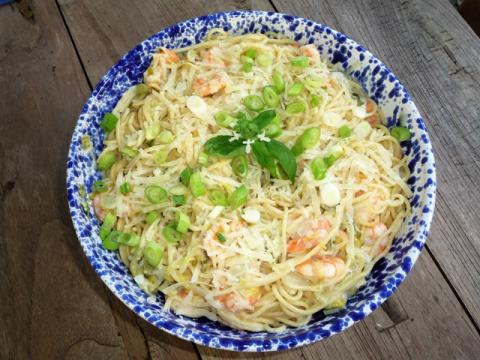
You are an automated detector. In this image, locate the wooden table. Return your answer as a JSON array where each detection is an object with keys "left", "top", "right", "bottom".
[{"left": 2, "top": 0, "right": 480, "bottom": 358}]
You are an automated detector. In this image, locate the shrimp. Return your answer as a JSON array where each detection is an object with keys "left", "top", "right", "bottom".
[
  {"left": 159, "top": 48, "right": 180, "bottom": 63},
  {"left": 203, "top": 47, "right": 226, "bottom": 68},
  {"left": 93, "top": 194, "right": 106, "bottom": 221},
  {"left": 366, "top": 99, "right": 378, "bottom": 125},
  {"left": 287, "top": 216, "right": 331, "bottom": 253},
  {"left": 192, "top": 75, "right": 226, "bottom": 97},
  {"left": 178, "top": 288, "right": 189, "bottom": 299},
  {"left": 144, "top": 48, "right": 179, "bottom": 89},
  {"left": 296, "top": 256, "right": 346, "bottom": 281},
  {"left": 364, "top": 222, "right": 388, "bottom": 256},
  {"left": 299, "top": 44, "right": 320, "bottom": 62},
  {"left": 203, "top": 225, "right": 225, "bottom": 257},
  {"left": 215, "top": 292, "right": 256, "bottom": 312}
]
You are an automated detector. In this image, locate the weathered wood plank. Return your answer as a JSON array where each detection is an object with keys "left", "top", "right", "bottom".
[
  {"left": 0, "top": 1, "right": 127, "bottom": 358},
  {"left": 273, "top": 0, "right": 480, "bottom": 329},
  {"left": 57, "top": 0, "right": 273, "bottom": 86},
  {"left": 55, "top": 0, "right": 480, "bottom": 358}
]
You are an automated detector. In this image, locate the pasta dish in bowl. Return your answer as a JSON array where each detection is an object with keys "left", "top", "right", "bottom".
[{"left": 67, "top": 11, "right": 435, "bottom": 351}]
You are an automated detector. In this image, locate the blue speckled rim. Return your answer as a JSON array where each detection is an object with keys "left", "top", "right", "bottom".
[{"left": 66, "top": 10, "right": 436, "bottom": 352}]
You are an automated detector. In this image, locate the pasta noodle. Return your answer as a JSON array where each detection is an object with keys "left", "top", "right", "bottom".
[{"left": 92, "top": 30, "right": 411, "bottom": 332}]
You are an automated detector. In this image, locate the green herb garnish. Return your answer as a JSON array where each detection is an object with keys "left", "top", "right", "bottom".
[{"left": 204, "top": 110, "right": 297, "bottom": 182}]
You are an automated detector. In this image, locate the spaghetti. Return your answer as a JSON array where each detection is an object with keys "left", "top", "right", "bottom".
[{"left": 91, "top": 30, "right": 411, "bottom": 332}]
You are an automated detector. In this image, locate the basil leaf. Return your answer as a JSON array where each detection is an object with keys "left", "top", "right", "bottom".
[
  {"left": 251, "top": 141, "right": 275, "bottom": 169},
  {"left": 236, "top": 111, "right": 249, "bottom": 122},
  {"left": 252, "top": 110, "right": 276, "bottom": 132},
  {"left": 234, "top": 118, "right": 258, "bottom": 139},
  {"left": 204, "top": 136, "right": 246, "bottom": 157},
  {"left": 266, "top": 139, "right": 297, "bottom": 182}
]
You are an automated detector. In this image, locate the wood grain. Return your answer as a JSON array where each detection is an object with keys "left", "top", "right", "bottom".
[
  {"left": 56, "top": 0, "right": 480, "bottom": 358},
  {"left": 2, "top": 0, "right": 479, "bottom": 358},
  {"left": 57, "top": 0, "right": 273, "bottom": 86},
  {"left": 0, "top": 1, "right": 127, "bottom": 358},
  {"left": 272, "top": 0, "right": 480, "bottom": 329}
]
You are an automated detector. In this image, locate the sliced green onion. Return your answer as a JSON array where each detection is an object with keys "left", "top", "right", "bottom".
[
  {"left": 103, "top": 212, "right": 116, "bottom": 231},
  {"left": 240, "top": 55, "right": 254, "bottom": 64},
  {"left": 135, "top": 84, "right": 149, "bottom": 97},
  {"left": 241, "top": 62, "right": 253, "bottom": 73},
  {"left": 329, "top": 145, "right": 344, "bottom": 158},
  {"left": 157, "top": 130, "right": 174, "bottom": 144},
  {"left": 309, "top": 94, "right": 321, "bottom": 108},
  {"left": 93, "top": 180, "right": 108, "bottom": 193},
  {"left": 175, "top": 211, "right": 190, "bottom": 233},
  {"left": 144, "top": 185, "right": 168, "bottom": 204},
  {"left": 180, "top": 167, "right": 193, "bottom": 186},
  {"left": 116, "top": 232, "right": 132, "bottom": 245},
  {"left": 272, "top": 71, "right": 285, "bottom": 94},
  {"left": 153, "top": 149, "right": 169, "bottom": 165},
  {"left": 264, "top": 123, "right": 282, "bottom": 138},
  {"left": 100, "top": 113, "right": 118, "bottom": 132},
  {"left": 288, "top": 82, "right": 305, "bottom": 97},
  {"left": 229, "top": 184, "right": 248, "bottom": 210},
  {"left": 215, "top": 111, "right": 237, "bottom": 128},
  {"left": 256, "top": 54, "right": 273, "bottom": 68},
  {"left": 170, "top": 184, "right": 187, "bottom": 195},
  {"left": 125, "top": 233, "right": 140, "bottom": 247},
  {"left": 292, "top": 127, "right": 321, "bottom": 156},
  {"left": 78, "top": 184, "right": 87, "bottom": 198},
  {"left": 144, "top": 241, "right": 163, "bottom": 267},
  {"left": 209, "top": 189, "right": 227, "bottom": 206},
  {"left": 146, "top": 211, "right": 159, "bottom": 224},
  {"left": 120, "top": 146, "right": 139, "bottom": 158},
  {"left": 391, "top": 126, "right": 411, "bottom": 142},
  {"left": 262, "top": 86, "right": 280, "bottom": 108},
  {"left": 244, "top": 48, "right": 257, "bottom": 59},
  {"left": 338, "top": 125, "right": 352, "bottom": 138},
  {"left": 102, "top": 231, "right": 120, "bottom": 251},
  {"left": 305, "top": 75, "right": 326, "bottom": 88},
  {"left": 322, "top": 145, "right": 343, "bottom": 168},
  {"left": 324, "top": 154, "right": 336, "bottom": 167},
  {"left": 311, "top": 157, "right": 328, "bottom": 180},
  {"left": 189, "top": 172, "right": 206, "bottom": 198},
  {"left": 217, "top": 232, "right": 226, "bottom": 243},
  {"left": 231, "top": 155, "right": 248, "bottom": 177},
  {"left": 290, "top": 56, "right": 309, "bottom": 68},
  {"left": 286, "top": 101, "right": 306, "bottom": 115},
  {"left": 300, "top": 128, "right": 320, "bottom": 148},
  {"left": 97, "top": 151, "right": 116, "bottom": 171},
  {"left": 198, "top": 152, "right": 209, "bottom": 166},
  {"left": 243, "top": 95, "right": 264, "bottom": 111},
  {"left": 99, "top": 226, "right": 110, "bottom": 241},
  {"left": 172, "top": 194, "right": 186, "bottom": 206},
  {"left": 120, "top": 182, "right": 131, "bottom": 195},
  {"left": 145, "top": 123, "right": 161, "bottom": 141},
  {"left": 162, "top": 225, "right": 183, "bottom": 243},
  {"left": 81, "top": 135, "right": 92, "bottom": 150}
]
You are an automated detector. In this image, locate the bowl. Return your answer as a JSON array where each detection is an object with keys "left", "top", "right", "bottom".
[{"left": 66, "top": 10, "right": 436, "bottom": 352}]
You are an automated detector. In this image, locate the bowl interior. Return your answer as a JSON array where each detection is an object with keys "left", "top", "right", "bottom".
[{"left": 66, "top": 10, "right": 436, "bottom": 352}]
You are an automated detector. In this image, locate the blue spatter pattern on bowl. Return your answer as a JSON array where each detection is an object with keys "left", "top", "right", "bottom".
[{"left": 66, "top": 11, "right": 436, "bottom": 352}]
